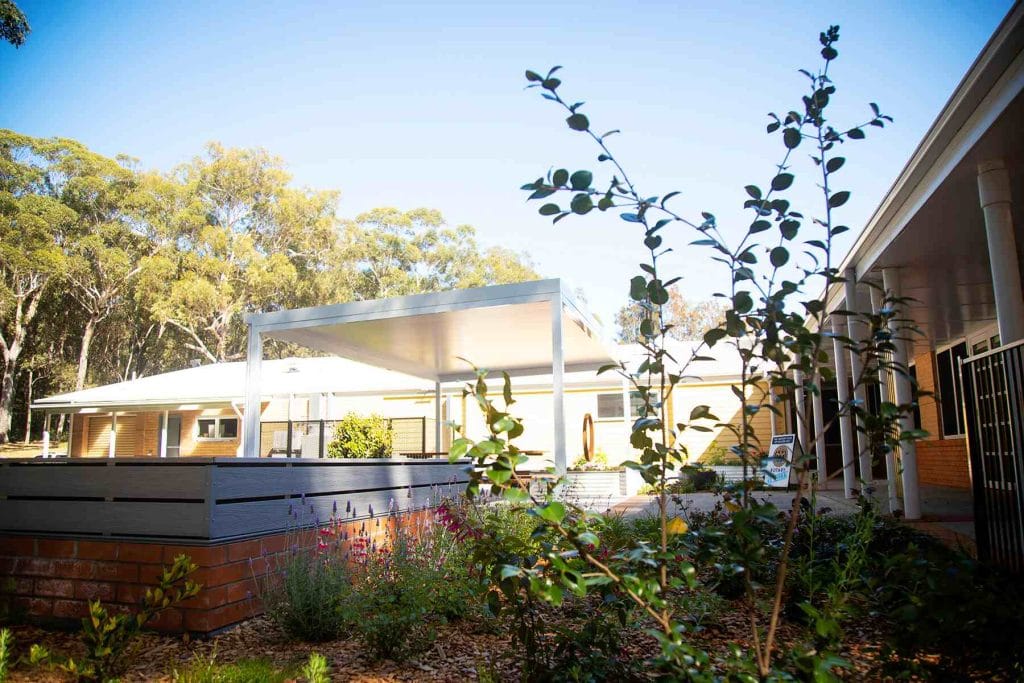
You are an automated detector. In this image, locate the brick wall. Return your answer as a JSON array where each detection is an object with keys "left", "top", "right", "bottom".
[
  {"left": 918, "top": 438, "right": 971, "bottom": 489},
  {"left": 912, "top": 349, "right": 971, "bottom": 489},
  {"left": 0, "top": 509, "right": 432, "bottom": 634}
]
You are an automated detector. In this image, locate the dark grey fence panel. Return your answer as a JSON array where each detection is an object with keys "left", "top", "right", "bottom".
[
  {"left": 210, "top": 460, "right": 464, "bottom": 500},
  {"left": 0, "top": 457, "right": 469, "bottom": 543},
  {"left": 962, "top": 341, "right": 1024, "bottom": 573},
  {"left": 0, "top": 460, "right": 209, "bottom": 499},
  {"left": 0, "top": 499, "right": 209, "bottom": 538}
]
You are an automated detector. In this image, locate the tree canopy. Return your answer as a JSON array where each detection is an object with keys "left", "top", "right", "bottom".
[
  {"left": 614, "top": 286, "right": 727, "bottom": 343},
  {"left": 0, "top": 131, "right": 538, "bottom": 442}
]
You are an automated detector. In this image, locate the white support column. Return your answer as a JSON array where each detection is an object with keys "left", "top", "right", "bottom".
[
  {"left": 793, "top": 369, "right": 807, "bottom": 455},
  {"left": 551, "top": 294, "right": 567, "bottom": 474},
  {"left": 831, "top": 316, "right": 857, "bottom": 498},
  {"left": 108, "top": 412, "right": 117, "bottom": 459},
  {"left": 812, "top": 372, "right": 827, "bottom": 485},
  {"left": 243, "top": 325, "right": 263, "bottom": 458},
  {"left": 845, "top": 268, "right": 873, "bottom": 486},
  {"left": 978, "top": 160, "right": 1024, "bottom": 344},
  {"left": 870, "top": 286, "right": 902, "bottom": 514},
  {"left": 882, "top": 267, "right": 921, "bottom": 519},
  {"left": 42, "top": 428, "right": 50, "bottom": 458},
  {"left": 67, "top": 414, "right": 74, "bottom": 458},
  {"left": 159, "top": 410, "right": 169, "bottom": 458},
  {"left": 434, "top": 381, "right": 442, "bottom": 455}
]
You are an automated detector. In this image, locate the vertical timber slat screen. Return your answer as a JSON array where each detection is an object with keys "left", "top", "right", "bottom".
[{"left": 962, "top": 341, "right": 1024, "bottom": 573}]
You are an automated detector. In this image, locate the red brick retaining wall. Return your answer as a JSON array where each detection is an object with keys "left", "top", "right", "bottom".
[{"left": 0, "top": 510, "right": 431, "bottom": 634}]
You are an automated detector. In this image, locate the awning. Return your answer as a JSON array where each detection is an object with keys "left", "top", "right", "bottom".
[{"left": 242, "top": 279, "right": 616, "bottom": 470}]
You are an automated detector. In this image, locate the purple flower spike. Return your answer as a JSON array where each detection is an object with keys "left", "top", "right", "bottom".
[
  {"left": 346, "top": 500, "right": 351, "bottom": 513},
  {"left": 333, "top": 500, "right": 338, "bottom": 514}
]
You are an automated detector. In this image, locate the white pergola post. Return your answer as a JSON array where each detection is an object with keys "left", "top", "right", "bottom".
[
  {"left": 434, "top": 381, "right": 442, "bottom": 455},
  {"left": 844, "top": 269, "right": 873, "bottom": 485},
  {"left": 831, "top": 316, "right": 857, "bottom": 498},
  {"left": 42, "top": 428, "right": 50, "bottom": 459},
  {"left": 978, "top": 159, "right": 1024, "bottom": 344},
  {"left": 882, "top": 267, "right": 921, "bottom": 519},
  {"left": 812, "top": 372, "right": 827, "bottom": 485},
  {"left": 243, "top": 325, "right": 263, "bottom": 458},
  {"left": 870, "top": 286, "right": 902, "bottom": 514},
  {"left": 793, "top": 369, "right": 807, "bottom": 455},
  {"left": 551, "top": 294, "right": 567, "bottom": 474},
  {"left": 108, "top": 412, "right": 117, "bottom": 459},
  {"left": 67, "top": 413, "right": 74, "bottom": 458},
  {"left": 159, "top": 410, "right": 169, "bottom": 458}
]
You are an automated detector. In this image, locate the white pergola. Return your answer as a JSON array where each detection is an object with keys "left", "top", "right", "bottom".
[{"left": 243, "top": 279, "right": 614, "bottom": 472}]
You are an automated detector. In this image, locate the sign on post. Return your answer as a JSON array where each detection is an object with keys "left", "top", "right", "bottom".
[{"left": 762, "top": 434, "right": 795, "bottom": 488}]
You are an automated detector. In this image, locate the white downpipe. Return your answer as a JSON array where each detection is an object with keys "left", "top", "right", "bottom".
[
  {"left": 434, "top": 381, "right": 442, "bottom": 455},
  {"left": 108, "top": 412, "right": 117, "bottom": 459},
  {"left": 883, "top": 267, "right": 921, "bottom": 519},
  {"left": 831, "top": 317, "right": 856, "bottom": 498},
  {"left": 870, "top": 285, "right": 902, "bottom": 514},
  {"left": 844, "top": 269, "right": 873, "bottom": 485},
  {"left": 159, "top": 410, "right": 169, "bottom": 458},
  {"left": 551, "top": 295, "right": 567, "bottom": 474}
]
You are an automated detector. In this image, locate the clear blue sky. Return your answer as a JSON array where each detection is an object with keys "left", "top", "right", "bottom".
[{"left": 0, "top": 0, "right": 1013, "bottom": 331}]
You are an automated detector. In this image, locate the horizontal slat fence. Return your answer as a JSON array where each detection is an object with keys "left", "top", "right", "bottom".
[{"left": 0, "top": 457, "right": 468, "bottom": 543}]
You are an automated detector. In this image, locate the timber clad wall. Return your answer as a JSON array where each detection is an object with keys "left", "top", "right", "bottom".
[
  {"left": 0, "top": 510, "right": 432, "bottom": 633},
  {"left": 913, "top": 349, "right": 971, "bottom": 489}
]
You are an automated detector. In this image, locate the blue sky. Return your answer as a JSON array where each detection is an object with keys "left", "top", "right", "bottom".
[{"left": 0, "top": 0, "right": 1012, "bottom": 331}]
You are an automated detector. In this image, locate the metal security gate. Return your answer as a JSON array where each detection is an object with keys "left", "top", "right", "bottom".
[{"left": 962, "top": 340, "right": 1024, "bottom": 573}]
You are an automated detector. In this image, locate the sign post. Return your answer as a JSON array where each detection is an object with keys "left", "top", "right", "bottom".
[{"left": 762, "top": 434, "right": 796, "bottom": 489}]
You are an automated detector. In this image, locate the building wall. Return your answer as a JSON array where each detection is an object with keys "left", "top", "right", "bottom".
[
  {"left": 913, "top": 348, "right": 971, "bottom": 489},
  {"left": 71, "top": 408, "right": 241, "bottom": 458}
]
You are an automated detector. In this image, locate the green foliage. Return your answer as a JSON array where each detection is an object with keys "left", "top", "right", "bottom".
[
  {"left": 299, "top": 652, "right": 330, "bottom": 683},
  {"left": 259, "top": 547, "right": 352, "bottom": 642},
  {"left": 59, "top": 554, "right": 200, "bottom": 681},
  {"left": 171, "top": 651, "right": 297, "bottom": 683},
  {"left": 0, "top": 1, "right": 29, "bottom": 47},
  {"left": 0, "top": 627, "right": 10, "bottom": 683},
  {"left": 325, "top": 412, "right": 393, "bottom": 459}
]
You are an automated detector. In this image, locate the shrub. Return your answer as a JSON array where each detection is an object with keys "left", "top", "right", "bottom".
[
  {"left": 259, "top": 547, "right": 351, "bottom": 642},
  {"left": 326, "top": 413, "right": 392, "bottom": 458},
  {"left": 0, "top": 628, "right": 10, "bottom": 683},
  {"left": 697, "top": 444, "right": 743, "bottom": 466}
]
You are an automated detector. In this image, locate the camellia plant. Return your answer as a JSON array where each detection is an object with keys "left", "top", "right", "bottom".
[{"left": 452, "top": 26, "right": 925, "bottom": 679}]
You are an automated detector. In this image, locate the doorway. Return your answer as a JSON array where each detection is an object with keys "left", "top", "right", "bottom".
[{"left": 166, "top": 415, "right": 181, "bottom": 457}]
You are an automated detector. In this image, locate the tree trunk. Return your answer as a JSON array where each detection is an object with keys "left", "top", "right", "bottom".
[
  {"left": 76, "top": 317, "right": 98, "bottom": 391},
  {"left": 0, "top": 358, "right": 14, "bottom": 443},
  {"left": 22, "top": 368, "right": 32, "bottom": 445}
]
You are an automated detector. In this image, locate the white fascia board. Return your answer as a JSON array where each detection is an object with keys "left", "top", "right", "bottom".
[{"left": 248, "top": 279, "right": 563, "bottom": 332}]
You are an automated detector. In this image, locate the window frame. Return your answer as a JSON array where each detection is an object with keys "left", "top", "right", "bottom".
[
  {"left": 934, "top": 339, "right": 968, "bottom": 438},
  {"left": 196, "top": 416, "right": 240, "bottom": 442}
]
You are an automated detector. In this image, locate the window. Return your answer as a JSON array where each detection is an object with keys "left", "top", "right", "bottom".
[
  {"left": 596, "top": 391, "right": 654, "bottom": 419},
  {"left": 597, "top": 393, "right": 624, "bottom": 419},
  {"left": 197, "top": 417, "right": 239, "bottom": 440},
  {"left": 935, "top": 342, "right": 968, "bottom": 437}
]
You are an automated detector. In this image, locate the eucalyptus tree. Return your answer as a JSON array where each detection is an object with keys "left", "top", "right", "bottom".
[
  {"left": 0, "top": 130, "right": 76, "bottom": 442},
  {"left": 0, "top": 0, "right": 29, "bottom": 48},
  {"left": 146, "top": 143, "right": 340, "bottom": 362},
  {"left": 341, "top": 207, "right": 538, "bottom": 300},
  {"left": 615, "top": 288, "right": 728, "bottom": 342}
]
